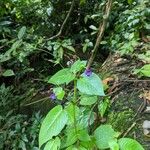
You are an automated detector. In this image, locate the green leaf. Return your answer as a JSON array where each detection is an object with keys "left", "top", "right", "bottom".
[
  {"left": 83, "top": 44, "right": 88, "bottom": 53},
  {"left": 118, "top": 138, "right": 144, "bottom": 150},
  {"left": 127, "top": 0, "right": 133, "bottom": 5},
  {"left": 63, "top": 126, "right": 78, "bottom": 147},
  {"left": 78, "top": 129, "right": 91, "bottom": 142},
  {"left": 58, "top": 47, "right": 64, "bottom": 59},
  {"left": 98, "top": 98, "right": 109, "bottom": 117},
  {"left": 0, "top": 21, "right": 12, "bottom": 26},
  {"left": 64, "top": 127, "right": 90, "bottom": 148},
  {"left": 78, "top": 109, "right": 95, "bottom": 128},
  {"left": 2, "top": 69, "right": 15, "bottom": 77},
  {"left": 63, "top": 45, "right": 75, "bottom": 52},
  {"left": 53, "top": 87, "right": 65, "bottom": 100},
  {"left": 70, "top": 60, "right": 87, "bottom": 74},
  {"left": 80, "top": 0, "right": 86, "bottom": 5},
  {"left": 77, "top": 73, "right": 105, "bottom": 96},
  {"left": 109, "top": 140, "right": 119, "bottom": 150},
  {"left": 66, "top": 146, "right": 87, "bottom": 150},
  {"left": 18, "top": 26, "right": 26, "bottom": 39},
  {"left": 39, "top": 105, "right": 68, "bottom": 147},
  {"left": 94, "top": 125, "right": 120, "bottom": 149},
  {"left": 44, "top": 137, "right": 61, "bottom": 150},
  {"left": 48, "top": 68, "right": 75, "bottom": 85},
  {"left": 134, "top": 64, "right": 150, "bottom": 77},
  {"left": 80, "top": 95, "right": 97, "bottom": 105},
  {"left": 11, "top": 40, "right": 22, "bottom": 51},
  {"left": 89, "top": 25, "right": 98, "bottom": 31},
  {"left": 65, "top": 103, "right": 80, "bottom": 125},
  {"left": 80, "top": 139, "right": 95, "bottom": 149}
]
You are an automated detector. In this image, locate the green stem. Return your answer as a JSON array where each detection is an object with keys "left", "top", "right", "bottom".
[{"left": 73, "top": 79, "right": 78, "bottom": 144}]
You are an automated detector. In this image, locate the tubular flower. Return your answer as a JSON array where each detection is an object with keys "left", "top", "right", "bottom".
[
  {"left": 84, "top": 68, "right": 92, "bottom": 77},
  {"left": 50, "top": 93, "right": 56, "bottom": 100}
]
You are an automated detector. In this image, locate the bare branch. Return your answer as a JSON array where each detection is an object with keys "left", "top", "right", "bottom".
[
  {"left": 86, "top": 0, "right": 113, "bottom": 69},
  {"left": 48, "top": 0, "right": 75, "bottom": 40}
]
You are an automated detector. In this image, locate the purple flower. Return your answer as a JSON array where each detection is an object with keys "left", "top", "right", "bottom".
[
  {"left": 84, "top": 68, "right": 92, "bottom": 77},
  {"left": 50, "top": 93, "right": 56, "bottom": 100}
]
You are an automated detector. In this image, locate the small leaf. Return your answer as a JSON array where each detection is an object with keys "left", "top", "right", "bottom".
[
  {"left": 18, "top": 26, "right": 26, "bottom": 39},
  {"left": 44, "top": 137, "right": 61, "bottom": 150},
  {"left": 0, "top": 21, "right": 12, "bottom": 26},
  {"left": 80, "top": 95, "right": 97, "bottom": 105},
  {"left": 94, "top": 125, "right": 120, "bottom": 149},
  {"left": 63, "top": 45, "right": 75, "bottom": 52},
  {"left": 118, "top": 138, "right": 144, "bottom": 150},
  {"left": 53, "top": 87, "right": 65, "bottom": 100},
  {"left": 70, "top": 60, "right": 87, "bottom": 74},
  {"left": 134, "top": 64, "right": 150, "bottom": 77},
  {"left": 77, "top": 73, "right": 105, "bottom": 96},
  {"left": 48, "top": 68, "right": 75, "bottom": 85},
  {"left": 83, "top": 44, "right": 88, "bottom": 53},
  {"left": 127, "top": 0, "right": 133, "bottom": 5},
  {"left": 39, "top": 105, "right": 68, "bottom": 147},
  {"left": 98, "top": 98, "right": 109, "bottom": 117},
  {"left": 2, "top": 69, "right": 15, "bottom": 77},
  {"left": 11, "top": 40, "right": 22, "bottom": 50},
  {"left": 89, "top": 25, "right": 98, "bottom": 31}
]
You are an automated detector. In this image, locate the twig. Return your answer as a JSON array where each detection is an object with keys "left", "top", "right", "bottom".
[
  {"left": 86, "top": 0, "right": 113, "bottom": 69},
  {"left": 122, "top": 122, "right": 136, "bottom": 137},
  {"left": 48, "top": 0, "right": 75, "bottom": 40},
  {"left": 123, "top": 79, "right": 150, "bottom": 82},
  {"left": 22, "top": 97, "right": 49, "bottom": 107}
]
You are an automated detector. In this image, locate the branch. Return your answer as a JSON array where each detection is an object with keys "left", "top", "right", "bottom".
[
  {"left": 86, "top": 0, "right": 113, "bottom": 69},
  {"left": 48, "top": 0, "right": 75, "bottom": 40}
]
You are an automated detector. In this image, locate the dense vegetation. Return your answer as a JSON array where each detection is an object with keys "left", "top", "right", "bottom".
[{"left": 0, "top": 0, "right": 149, "bottom": 149}]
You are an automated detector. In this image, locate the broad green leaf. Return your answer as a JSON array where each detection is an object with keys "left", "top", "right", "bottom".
[
  {"left": 18, "top": 26, "right": 26, "bottom": 39},
  {"left": 44, "top": 137, "right": 61, "bottom": 150},
  {"left": 109, "top": 140, "right": 119, "bottom": 150},
  {"left": 80, "top": 95, "right": 97, "bottom": 105},
  {"left": 65, "top": 103, "right": 80, "bottom": 125},
  {"left": 66, "top": 146, "right": 87, "bottom": 150},
  {"left": 2, "top": 69, "right": 15, "bottom": 77},
  {"left": 118, "top": 138, "right": 144, "bottom": 150},
  {"left": 80, "top": 138, "right": 96, "bottom": 149},
  {"left": 78, "top": 109, "right": 95, "bottom": 128},
  {"left": 48, "top": 68, "right": 75, "bottom": 85},
  {"left": 78, "top": 129, "right": 91, "bottom": 142},
  {"left": 64, "top": 127, "right": 90, "bottom": 148},
  {"left": 63, "top": 126, "right": 78, "bottom": 147},
  {"left": 77, "top": 73, "right": 105, "bottom": 96},
  {"left": 70, "top": 60, "right": 87, "bottom": 74},
  {"left": 53, "top": 87, "right": 65, "bottom": 100},
  {"left": 39, "top": 105, "right": 68, "bottom": 147},
  {"left": 94, "top": 125, "right": 120, "bottom": 149}
]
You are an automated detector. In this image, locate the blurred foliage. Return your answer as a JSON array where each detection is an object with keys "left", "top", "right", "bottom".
[{"left": 0, "top": 84, "right": 43, "bottom": 149}]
